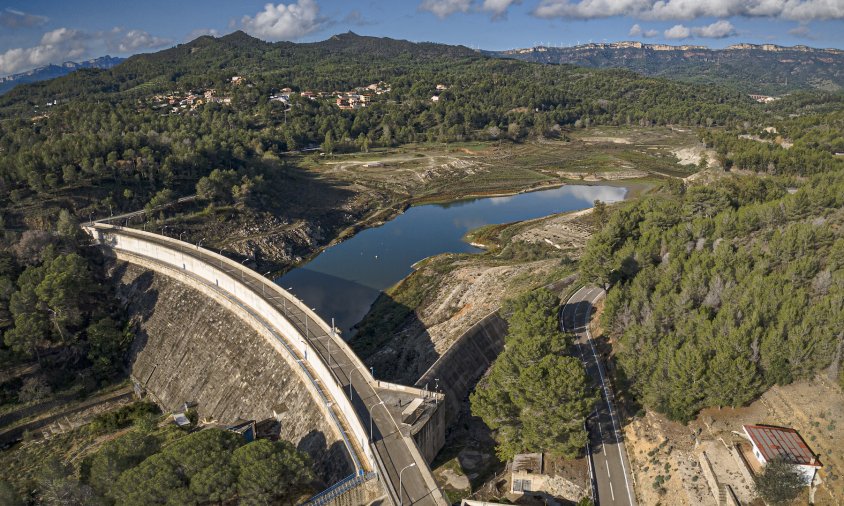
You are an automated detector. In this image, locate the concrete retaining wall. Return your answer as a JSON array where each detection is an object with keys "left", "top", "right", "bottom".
[{"left": 416, "top": 311, "right": 508, "bottom": 423}]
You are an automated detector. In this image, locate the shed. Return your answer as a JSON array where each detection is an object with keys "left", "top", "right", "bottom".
[{"left": 743, "top": 424, "right": 821, "bottom": 484}]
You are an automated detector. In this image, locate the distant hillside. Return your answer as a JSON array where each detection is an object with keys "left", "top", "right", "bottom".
[
  {"left": 0, "top": 56, "right": 124, "bottom": 95},
  {"left": 488, "top": 42, "right": 844, "bottom": 95},
  {"left": 0, "top": 31, "right": 478, "bottom": 110}
]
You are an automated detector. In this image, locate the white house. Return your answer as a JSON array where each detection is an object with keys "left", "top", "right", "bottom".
[{"left": 743, "top": 424, "right": 821, "bottom": 484}]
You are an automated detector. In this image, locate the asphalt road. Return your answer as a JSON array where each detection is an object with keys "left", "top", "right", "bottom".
[
  {"left": 561, "top": 286, "right": 637, "bottom": 506},
  {"left": 100, "top": 226, "right": 441, "bottom": 505}
]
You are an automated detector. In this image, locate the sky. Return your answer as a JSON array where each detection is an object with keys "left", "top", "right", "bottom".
[{"left": 1, "top": 0, "right": 843, "bottom": 77}]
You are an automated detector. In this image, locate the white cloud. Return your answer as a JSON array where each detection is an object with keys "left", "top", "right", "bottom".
[
  {"left": 664, "top": 24, "right": 692, "bottom": 38},
  {"left": 112, "top": 30, "right": 171, "bottom": 52},
  {"left": 662, "top": 20, "right": 738, "bottom": 39},
  {"left": 186, "top": 28, "right": 222, "bottom": 41},
  {"left": 481, "top": 0, "right": 522, "bottom": 18},
  {"left": 0, "top": 26, "right": 171, "bottom": 76},
  {"left": 420, "top": 0, "right": 523, "bottom": 19},
  {"left": 0, "top": 27, "right": 88, "bottom": 75},
  {"left": 419, "top": 0, "right": 472, "bottom": 18},
  {"left": 629, "top": 23, "right": 659, "bottom": 37},
  {"left": 533, "top": 0, "right": 844, "bottom": 21},
  {"left": 0, "top": 8, "right": 48, "bottom": 29},
  {"left": 241, "top": 0, "right": 324, "bottom": 41},
  {"left": 692, "top": 19, "right": 737, "bottom": 38}
]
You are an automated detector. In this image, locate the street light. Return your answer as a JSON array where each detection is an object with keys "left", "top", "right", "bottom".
[
  {"left": 197, "top": 239, "right": 203, "bottom": 250},
  {"left": 399, "top": 462, "right": 417, "bottom": 506},
  {"left": 240, "top": 258, "right": 249, "bottom": 282},
  {"left": 368, "top": 400, "right": 385, "bottom": 441}
]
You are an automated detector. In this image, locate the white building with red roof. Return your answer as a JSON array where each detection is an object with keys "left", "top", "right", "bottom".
[{"left": 743, "top": 424, "right": 821, "bottom": 484}]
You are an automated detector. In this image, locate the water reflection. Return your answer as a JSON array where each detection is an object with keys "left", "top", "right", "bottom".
[{"left": 276, "top": 185, "right": 626, "bottom": 336}]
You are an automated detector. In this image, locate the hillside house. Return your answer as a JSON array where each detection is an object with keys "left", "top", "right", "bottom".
[{"left": 743, "top": 424, "right": 821, "bottom": 484}]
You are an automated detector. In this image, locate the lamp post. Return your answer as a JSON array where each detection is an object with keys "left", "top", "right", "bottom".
[
  {"left": 399, "top": 462, "right": 416, "bottom": 506},
  {"left": 240, "top": 257, "right": 249, "bottom": 282},
  {"left": 368, "top": 400, "right": 385, "bottom": 442}
]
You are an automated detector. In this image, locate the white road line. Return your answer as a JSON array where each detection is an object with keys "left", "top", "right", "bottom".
[
  {"left": 610, "top": 481, "right": 615, "bottom": 501},
  {"left": 583, "top": 289, "right": 635, "bottom": 506},
  {"left": 606, "top": 459, "right": 612, "bottom": 477}
]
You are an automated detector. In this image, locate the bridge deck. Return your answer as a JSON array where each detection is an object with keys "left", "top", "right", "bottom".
[{"left": 91, "top": 224, "right": 445, "bottom": 506}]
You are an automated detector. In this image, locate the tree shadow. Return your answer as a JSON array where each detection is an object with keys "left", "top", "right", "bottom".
[
  {"left": 297, "top": 429, "right": 355, "bottom": 485},
  {"left": 157, "top": 160, "right": 367, "bottom": 274},
  {"left": 350, "top": 292, "right": 437, "bottom": 386}
]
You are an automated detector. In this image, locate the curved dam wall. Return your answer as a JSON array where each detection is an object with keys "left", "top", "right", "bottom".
[
  {"left": 113, "top": 261, "right": 353, "bottom": 482},
  {"left": 86, "top": 225, "right": 375, "bottom": 472},
  {"left": 87, "top": 224, "right": 451, "bottom": 506}
]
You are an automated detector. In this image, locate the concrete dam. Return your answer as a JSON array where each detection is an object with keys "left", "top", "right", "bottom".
[{"left": 87, "top": 223, "right": 449, "bottom": 506}]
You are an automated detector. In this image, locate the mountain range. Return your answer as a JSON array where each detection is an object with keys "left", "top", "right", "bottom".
[
  {"left": 0, "top": 56, "right": 124, "bottom": 95},
  {"left": 2, "top": 33, "right": 842, "bottom": 104},
  {"left": 487, "top": 42, "right": 844, "bottom": 95}
]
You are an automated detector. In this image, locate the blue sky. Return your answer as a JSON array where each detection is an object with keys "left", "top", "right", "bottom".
[{"left": 1, "top": 0, "right": 843, "bottom": 76}]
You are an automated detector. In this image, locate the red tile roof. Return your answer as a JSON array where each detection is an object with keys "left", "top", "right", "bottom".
[{"left": 743, "top": 425, "right": 821, "bottom": 467}]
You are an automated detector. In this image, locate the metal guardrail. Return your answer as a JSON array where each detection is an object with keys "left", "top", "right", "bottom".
[{"left": 302, "top": 472, "right": 377, "bottom": 506}]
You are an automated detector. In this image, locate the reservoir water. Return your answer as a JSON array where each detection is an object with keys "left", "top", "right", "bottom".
[{"left": 276, "top": 185, "right": 627, "bottom": 337}]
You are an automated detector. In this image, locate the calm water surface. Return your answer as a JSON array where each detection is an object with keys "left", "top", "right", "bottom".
[{"left": 276, "top": 185, "right": 627, "bottom": 337}]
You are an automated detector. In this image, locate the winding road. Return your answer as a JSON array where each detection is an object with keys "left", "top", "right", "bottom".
[{"left": 561, "top": 286, "right": 637, "bottom": 506}]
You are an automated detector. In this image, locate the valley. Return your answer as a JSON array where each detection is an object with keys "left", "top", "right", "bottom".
[{"left": 0, "top": 24, "right": 842, "bottom": 506}]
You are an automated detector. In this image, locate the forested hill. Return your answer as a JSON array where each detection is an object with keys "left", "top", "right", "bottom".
[
  {"left": 488, "top": 42, "right": 844, "bottom": 95},
  {"left": 0, "top": 31, "right": 477, "bottom": 111},
  {"left": 578, "top": 94, "right": 844, "bottom": 422},
  {"left": 0, "top": 30, "right": 760, "bottom": 230}
]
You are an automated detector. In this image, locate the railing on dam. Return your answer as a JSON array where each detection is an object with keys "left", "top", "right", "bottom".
[
  {"left": 85, "top": 223, "right": 448, "bottom": 506},
  {"left": 302, "top": 471, "right": 377, "bottom": 506}
]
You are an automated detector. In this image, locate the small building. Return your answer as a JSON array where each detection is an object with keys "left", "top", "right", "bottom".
[
  {"left": 431, "top": 95, "right": 440, "bottom": 102},
  {"left": 511, "top": 452, "right": 543, "bottom": 494},
  {"left": 743, "top": 424, "right": 821, "bottom": 484},
  {"left": 231, "top": 76, "right": 244, "bottom": 85},
  {"left": 226, "top": 420, "right": 257, "bottom": 442},
  {"left": 436, "top": 84, "right": 448, "bottom": 90}
]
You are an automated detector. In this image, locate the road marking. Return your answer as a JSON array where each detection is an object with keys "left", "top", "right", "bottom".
[
  {"left": 606, "top": 459, "right": 611, "bottom": 478},
  {"left": 610, "top": 481, "right": 615, "bottom": 501},
  {"left": 583, "top": 289, "right": 635, "bottom": 506}
]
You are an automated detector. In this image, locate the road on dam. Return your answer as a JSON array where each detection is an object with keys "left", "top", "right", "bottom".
[
  {"left": 561, "top": 286, "right": 637, "bottom": 506},
  {"left": 94, "top": 225, "right": 442, "bottom": 506}
]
